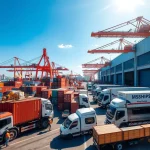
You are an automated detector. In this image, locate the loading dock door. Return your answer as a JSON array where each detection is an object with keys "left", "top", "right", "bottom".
[
  {"left": 111, "top": 75, "right": 114, "bottom": 84},
  {"left": 116, "top": 73, "right": 122, "bottom": 85},
  {"left": 139, "top": 69, "right": 150, "bottom": 87},
  {"left": 124, "top": 71, "right": 134, "bottom": 86}
]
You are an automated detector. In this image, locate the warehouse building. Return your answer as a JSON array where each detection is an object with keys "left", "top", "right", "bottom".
[{"left": 100, "top": 37, "right": 150, "bottom": 87}]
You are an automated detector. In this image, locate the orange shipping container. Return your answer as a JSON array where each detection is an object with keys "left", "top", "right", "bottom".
[
  {"left": 71, "top": 100, "right": 79, "bottom": 113},
  {"left": 0, "top": 86, "right": 14, "bottom": 93},
  {"left": 58, "top": 89, "right": 68, "bottom": 98},
  {"left": 64, "top": 91, "right": 74, "bottom": 102},
  {"left": 0, "top": 82, "right": 4, "bottom": 87},
  {"left": 36, "top": 86, "right": 47, "bottom": 95},
  {"left": 0, "top": 98, "right": 41, "bottom": 125}
]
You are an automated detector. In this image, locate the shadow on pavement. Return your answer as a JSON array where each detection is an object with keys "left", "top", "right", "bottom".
[
  {"left": 85, "top": 145, "right": 96, "bottom": 150},
  {"left": 50, "top": 135, "right": 91, "bottom": 149},
  {"left": 94, "top": 107, "right": 106, "bottom": 115},
  {"left": 90, "top": 101, "right": 96, "bottom": 105}
]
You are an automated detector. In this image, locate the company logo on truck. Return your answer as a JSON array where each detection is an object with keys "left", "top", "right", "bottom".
[{"left": 132, "top": 94, "right": 150, "bottom": 99}]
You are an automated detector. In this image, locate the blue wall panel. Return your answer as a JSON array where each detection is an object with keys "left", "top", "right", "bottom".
[
  {"left": 124, "top": 59, "right": 134, "bottom": 70},
  {"left": 139, "top": 69, "right": 150, "bottom": 87},
  {"left": 137, "top": 51, "right": 150, "bottom": 67},
  {"left": 116, "top": 64, "right": 122, "bottom": 72},
  {"left": 116, "top": 73, "right": 122, "bottom": 85}
]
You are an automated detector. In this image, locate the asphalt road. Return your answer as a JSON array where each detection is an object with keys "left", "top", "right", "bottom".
[{"left": 1, "top": 83, "right": 150, "bottom": 150}]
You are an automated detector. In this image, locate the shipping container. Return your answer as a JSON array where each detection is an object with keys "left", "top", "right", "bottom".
[
  {"left": 0, "top": 98, "right": 41, "bottom": 125},
  {"left": 52, "top": 97, "right": 58, "bottom": 105},
  {"left": 58, "top": 97, "right": 64, "bottom": 103},
  {"left": 0, "top": 82, "right": 4, "bottom": 87},
  {"left": 71, "top": 100, "right": 79, "bottom": 113},
  {"left": 58, "top": 89, "right": 68, "bottom": 98},
  {"left": 41, "top": 89, "right": 52, "bottom": 99},
  {"left": 0, "top": 86, "right": 14, "bottom": 93},
  {"left": 58, "top": 103, "right": 64, "bottom": 111},
  {"left": 36, "top": 86, "right": 47, "bottom": 95},
  {"left": 74, "top": 92, "right": 79, "bottom": 98},
  {"left": 64, "top": 102, "right": 71, "bottom": 110},
  {"left": 64, "top": 91, "right": 74, "bottom": 103}
]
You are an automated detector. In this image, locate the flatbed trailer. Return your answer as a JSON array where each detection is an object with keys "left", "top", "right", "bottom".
[{"left": 93, "top": 124, "right": 150, "bottom": 150}]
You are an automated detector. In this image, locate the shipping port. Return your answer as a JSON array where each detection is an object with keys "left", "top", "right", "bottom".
[{"left": 0, "top": 1, "right": 150, "bottom": 150}]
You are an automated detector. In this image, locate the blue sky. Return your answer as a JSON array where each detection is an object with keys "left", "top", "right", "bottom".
[{"left": 0, "top": 0, "right": 150, "bottom": 77}]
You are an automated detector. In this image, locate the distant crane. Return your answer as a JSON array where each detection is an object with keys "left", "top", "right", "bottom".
[
  {"left": 91, "top": 16, "right": 150, "bottom": 38},
  {"left": 88, "top": 38, "right": 134, "bottom": 53}
]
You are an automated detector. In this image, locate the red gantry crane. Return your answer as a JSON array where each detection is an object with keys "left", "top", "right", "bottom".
[
  {"left": 91, "top": 16, "right": 150, "bottom": 38},
  {"left": 82, "top": 56, "right": 111, "bottom": 68},
  {"left": 88, "top": 38, "right": 134, "bottom": 53},
  {"left": 0, "top": 48, "right": 68, "bottom": 80}
]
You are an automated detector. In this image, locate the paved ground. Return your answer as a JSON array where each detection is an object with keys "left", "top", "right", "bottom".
[{"left": 1, "top": 83, "right": 150, "bottom": 150}]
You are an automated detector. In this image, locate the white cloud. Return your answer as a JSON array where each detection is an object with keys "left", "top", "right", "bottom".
[
  {"left": 77, "top": 65, "right": 82, "bottom": 68},
  {"left": 102, "top": 5, "right": 111, "bottom": 11},
  {"left": 58, "top": 44, "right": 73, "bottom": 49}
]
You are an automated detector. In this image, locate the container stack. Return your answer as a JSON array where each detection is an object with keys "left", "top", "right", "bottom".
[
  {"left": 51, "top": 78, "right": 58, "bottom": 89},
  {"left": 64, "top": 91, "right": 74, "bottom": 111},
  {"left": 4, "top": 81, "right": 22, "bottom": 88},
  {"left": 71, "top": 97, "right": 79, "bottom": 113},
  {"left": 51, "top": 89, "right": 58, "bottom": 105},
  {"left": 41, "top": 89, "right": 52, "bottom": 99},
  {"left": 57, "top": 89, "right": 68, "bottom": 111},
  {"left": 58, "top": 78, "right": 66, "bottom": 88},
  {"left": 26, "top": 86, "right": 37, "bottom": 96},
  {"left": 36, "top": 86, "right": 47, "bottom": 97}
]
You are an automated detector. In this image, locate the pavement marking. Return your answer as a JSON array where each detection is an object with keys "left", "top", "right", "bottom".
[
  {"left": 83, "top": 135, "right": 87, "bottom": 149},
  {"left": 10, "top": 128, "right": 59, "bottom": 146}
]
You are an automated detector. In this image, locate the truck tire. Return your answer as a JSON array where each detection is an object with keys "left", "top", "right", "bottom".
[
  {"left": 9, "top": 129, "right": 18, "bottom": 141},
  {"left": 88, "top": 129, "right": 93, "bottom": 135},
  {"left": 41, "top": 119, "right": 49, "bottom": 129},
  {"left": 114, "top": 143, "right": 123, "bottom": 150}
]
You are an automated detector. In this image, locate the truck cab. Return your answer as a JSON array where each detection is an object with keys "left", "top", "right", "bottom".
[
  {"left": 41, "top": 98, "right": 54, "bottom": 119},
  {"left": 79, "top": 94, "right": 90, "bottom": 108},
  {"left": 97, "top": 89, "right": 110, "bottom": 108},
  {"left": 60, "top": 108, "right": 97, "bottom": 138},
  {"left": 105, "top": 98, "right": 128, "bottom": 127},
  {"left": 0, "top": 112, "right": 13, "bottom": 142}
]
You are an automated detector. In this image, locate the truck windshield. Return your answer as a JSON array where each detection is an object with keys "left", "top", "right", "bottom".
[
  {"left": 99, "top": 94, "right": 104, "bottom": 101},
  {"left": 63, "top": 118, "right": 72, "bottom": 128},
  {"left": 45, "top": 104, "right": 53, "bottom": 111},
  {"left": 106, "top": 106, "right": 116, "bottom": 119}
]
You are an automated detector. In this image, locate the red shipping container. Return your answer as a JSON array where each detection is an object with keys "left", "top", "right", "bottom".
[
  {"left": 0, "top": 98, "right": 41, "bottom": 125},
  {"left": 64, "top": 91, "right": 74, "bottom": 102},
  {"left": 0, "top": 86, "right": 14, "bottom": 93},
  {"left": 71, "top": 100, "right": 79, "bottom": 113},
  {"left": 15, "top": 81, "right": 22, "bottom": 88},
  {"left": 36, "top": 86, "right": 47, "bottom": 95},
  {"left": 74, "top": 92, "right": 79, "bottom": 98},
  {"left": 41, "top": 89, "right": 52, "bottom": 99},
  {"left": 58, "top": 97, "right": 64, "bottom": 103},
  {"left": 58, "top": 89, "right": 68, "bottom": 98},
  {"left": 64, "top": 102, "right": 71, "bottom": 110},
  {"left": 58, "top": 103, "right": 64, "bottom": 111}
]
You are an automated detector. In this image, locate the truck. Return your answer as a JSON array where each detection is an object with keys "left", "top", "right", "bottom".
[
  {"left": 93, "top": 123, "right": 150, "bottom": 150},
  {"left": 98, "top": 87, "right": 150, "bottom": 108},
  {"left": 60, "top": 108, "right": 97, "bottom": 138},
  {"left": 93, "top": 85, "right": 122, "bottom": 102},
  {"left": 105, "top": 90, "right": 150, "bottom": 128},
  {"left": 75, "top": 89, "right": 88, "bottom": 95},
  {"left": 87, "top": 83, "right": 92, "bottom": 91},
  {"left": 78, "top": 94, "right": 90, "bottom": 108},
  {"left": 0, "top": 97, "right": 54, "bottom": 143}
]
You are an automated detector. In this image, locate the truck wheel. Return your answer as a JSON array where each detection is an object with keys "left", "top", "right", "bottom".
[
  {"left": 88, "top": 129, "right": 93, "bottom": 135},
  {"left": 114, "top": 143, "right": 123, "bottom": 150},
  {"left": 67, "top": 134, "right": 73, "bottom": 140},
  {"left": 103, "top": 144, "right": 113, "bottom": 150},
  {"left": 41, "top": 120, "right": 49, "bottom": 129},
  {"left": 9, "top": 129, "right": 18, "bottom": 141}
]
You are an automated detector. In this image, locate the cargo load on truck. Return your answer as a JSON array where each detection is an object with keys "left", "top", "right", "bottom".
[
  {"left": 93, "top": 124, "right": 149, "bottom": 150},
  {"left": 0, "top": 97, "right": 53, "bottom": 143}
]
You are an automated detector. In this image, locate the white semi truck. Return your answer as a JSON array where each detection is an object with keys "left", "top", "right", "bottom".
[
  {"left": 105, "top": 91, "right": 150, "bottom": 128},
  {"left": 98, "top": 87, "right": 150, "bottom": 108},
  {"left": 60, "top": 108, "right": 97, "bottom": 138},
  {"left": 93, "top": 85, "right": 122, "bottom": 102}
]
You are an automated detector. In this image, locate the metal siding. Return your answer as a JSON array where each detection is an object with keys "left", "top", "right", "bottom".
[
  {"left": 116, "top": 64, "right": 122, "bottom": 72},
  {"left": 137, "top": 51, "right": 150, "bottom": 67},
  {"left": 139, "top": 69, "right": 150, "bottom": 87},
  {"left": 110, "top": 67, "right": 114, "bottom": 74},
  {"left": 116, "top": 73, "right": 122, "bottom": 85},
  {"left": 111, "top": 75, "right": 114, "bottom": 84},
  {"left": 124, "top": 59, "right": 134, "bottom": 70}
]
